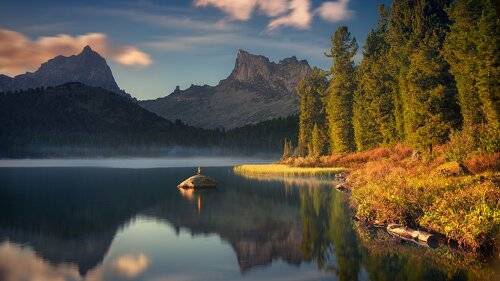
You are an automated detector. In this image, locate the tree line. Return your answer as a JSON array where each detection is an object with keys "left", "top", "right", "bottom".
[
  {"left": 0, "top": 83, "right": 297, "bottom": 157},
  {"left": 298, "top": 0, "right": 499, "bottom": 156}
]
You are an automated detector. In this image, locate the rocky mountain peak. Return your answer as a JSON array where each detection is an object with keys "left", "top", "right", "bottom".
[
  {"left": 225, "top": 49, "right": 311, "bottom": 94},
  {"left": 141, "top": 49, "right": 312, "bottom": 129},
  {"left": 82, "top": 45, "right": 93, "bottom": 53},
  {"left": 0, "top": 46, "right": 123, "bottom": 95},
  {"left": 228, "top": 49, "right": 273, "bottom": 84}
]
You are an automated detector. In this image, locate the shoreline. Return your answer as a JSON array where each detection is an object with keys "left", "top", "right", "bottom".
[{"left": 234, "top": 146, "right": 500, "bottom": 257}]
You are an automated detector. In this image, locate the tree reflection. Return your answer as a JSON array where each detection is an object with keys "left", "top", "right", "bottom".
[
  {"left": 298, "top": 185, "right": 498, "bottom": 281},
  {"left": 300, "top": 187, "right": 361, "bottom": 281}
]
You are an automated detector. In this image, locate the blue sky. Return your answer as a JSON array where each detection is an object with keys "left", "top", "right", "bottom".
[{"left": 0, "top": 0, "right": 391, "bottom": 100}]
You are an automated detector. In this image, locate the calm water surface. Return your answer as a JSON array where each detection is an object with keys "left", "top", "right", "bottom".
[{"left": 0, "top": 158, "right": 498, "bottom": 281}]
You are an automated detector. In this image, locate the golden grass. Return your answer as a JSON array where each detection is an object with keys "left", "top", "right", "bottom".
[
  {"left": 234, "top": 164, "right": 346, "bottom": 178},
  {"left": 281, "top": 144, "right": 500, "bottom": 251},
  {"left": 281, "top": 144, "right": 413, "bottom": 168}
]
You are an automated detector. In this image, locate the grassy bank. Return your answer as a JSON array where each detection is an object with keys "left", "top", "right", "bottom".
[
  {"left": 234, "top": 164, "right": 345, "bottom": 178},
  {"left": 281, "top": 145, "right": 500, "bottom": 252}
]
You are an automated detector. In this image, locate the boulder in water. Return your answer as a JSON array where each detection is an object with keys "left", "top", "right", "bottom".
[{"left": 178, "top": 168, "right": 216, "bottom": 189}]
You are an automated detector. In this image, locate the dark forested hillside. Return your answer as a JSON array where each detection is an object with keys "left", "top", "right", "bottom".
[
  {"left": 0, "top": 83, "right": 297, "bottom": 157},
  {"left": 223, "top": 115, "right": 298, "bottom": 154},
  {"left": 0, "top": 83, "right": 217, "bottom": 156}
]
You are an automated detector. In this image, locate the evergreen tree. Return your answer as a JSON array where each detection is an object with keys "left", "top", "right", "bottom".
[
  {"left": 282, "top": 138, "right": 292, "bottom": 159},
  {"left": 405, "top": 36, "right": 460, "bottom": 152},
  {"left": 386, "top": 0, "right": 460, "bottom": 151},
  {"left": 476, "top": 0, "right": 500, "bottom": 130},
  {"left": 325, "top": 26, "right": 358, "bottom": 153},
  {"left": 309, "top": 123, "right": 323, "bottom": 157},
  {"left": 353, "top": 5, "right": 396, "bottom": 151},
  {"left": 298, "top": 68, "right": 329, "bottom": 156},
  {"left": 386, "top": 0, "right": 416, "bottom": 140},
  {"left": 443, "top": 0, "right": 499, "bottom": 133}
]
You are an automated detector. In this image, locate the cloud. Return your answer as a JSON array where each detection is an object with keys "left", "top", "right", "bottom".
[
  {"left": 112, "top": 253, "right": 151, "bottom": 278},
  {"left": 316, "top": 0, "right": 353, "bottom": 22},
  {"left": 267, "top": 0, "right": 312, "bottom": 30},
  {"left": 193, "top": 0, "right": 353, "bottom": 30},
  {"left": 0, "top": 28, "right": 152, "bottom": 76},
  {"left": 114, "top": 47, "right": 152, "bottom": 66},
  {"left": 94, "top": 8, "right": 236, "bottom": 32},
  {"left": 145, "top": 33, "right": 326, "bottom": 59},
  {"left": 193, "top": 0, "right": 288, "bottom": 21}
]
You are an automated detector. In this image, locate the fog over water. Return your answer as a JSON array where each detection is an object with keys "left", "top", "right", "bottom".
[{"left": 0, "top": 157, "right": 274, "bottom": 168}]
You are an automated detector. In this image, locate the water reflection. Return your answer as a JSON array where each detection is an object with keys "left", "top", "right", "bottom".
[{"left": 0, "top": 166, "right": 497, "bottom": 281}]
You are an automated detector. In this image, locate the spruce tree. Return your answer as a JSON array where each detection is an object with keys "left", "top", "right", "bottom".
[
  {"left": 309, "top": 123, "right": 323, "bottom": 157},
  {"left": 282, "top": 138, "right": 291, "bottom": 159},
  {"left": 476, "top": 0, "right": 500, "bottom": 130},
  {"left": 405, "top": 35, "right": 460, "bottom": 152},
  {"left": 386, "top": 0, "right": 460, "bottom": 151},
  {"left": 443, "top": 0, "right": 499, "bottom": 135},
  {"left": 353, "top": 5, "right": 396, "bottom": 151},
  {"left": 386, "top": 0, "right": 415, "bottom": 140},
  {"left": 325, "top": 26, "right": 358, "bottom": 153},
  {"left": 443, "top": 0, "right": 484, "bottom": 131},
  {"left": 298, "top": 68, "right": 329, "bottom": 156}
]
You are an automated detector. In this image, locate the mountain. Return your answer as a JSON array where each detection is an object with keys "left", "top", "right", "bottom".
[
  {"left": 0, "top": 46, "right": 125, "bottom": 96},
  {"left": 140, "top": 49, "right": 311, "bottom": 129},
  {"left": 0, "top": 82, "right": 214, "bottom": 157}
]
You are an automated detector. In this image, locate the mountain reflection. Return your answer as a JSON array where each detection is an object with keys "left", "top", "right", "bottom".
[{"left": 0, "top": 167, "right": 497, "bottom": 281}]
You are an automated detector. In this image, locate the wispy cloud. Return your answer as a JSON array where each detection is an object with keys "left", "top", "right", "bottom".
[
  {"left": 193, "top": 0, "right": 353, "bottom": 30},
  {"left": 94, "top": 8, "right": 237, "bottom": 32},
  {"left": 144, "top": 33, "right": 326, "bottom": 59},
  {"left": 0, "top": 28, "right": 152, "bottom": 76},
  {"left": 268, "top": 0, "right": 312, "bottom": 30}
]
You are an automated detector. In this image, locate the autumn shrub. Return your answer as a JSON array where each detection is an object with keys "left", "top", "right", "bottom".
[
  {"left": 420, "top": 180, "right": 500, "bottom": 250},
  {"left": 391, "top": 143, "right": 413, "bottom": 161},
  {"left": 280, "top": 142, "right": 500, "bottom": 250},
  {"left": 348, "top": 147, "right": 500, "bottom": 250},
  {"left": 465, "top": 152, "right": 500, "bottom": 174}
]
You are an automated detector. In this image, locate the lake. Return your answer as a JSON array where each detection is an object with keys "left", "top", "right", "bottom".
[{"left": 0, "top": 158, "right": 498, "bottom": 281}]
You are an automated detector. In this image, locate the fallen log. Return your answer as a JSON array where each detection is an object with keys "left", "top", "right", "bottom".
[{"left": 387, "top": 224, "right": 438, "bottom": 247}]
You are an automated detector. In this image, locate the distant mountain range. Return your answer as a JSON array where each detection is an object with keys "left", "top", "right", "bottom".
[
  {"left": 140, "top": 49, "right": 311, "bottom": 129},
  {"left": 0, "top": 46, "right": 301, "bottom": 156},
  {"left": 0, "top": 46, "right": 128, "bottom": 97}
]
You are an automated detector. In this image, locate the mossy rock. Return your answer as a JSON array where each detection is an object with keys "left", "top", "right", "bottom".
[
  {"left": 178, "top": 174, "right": 217, "bottom": 189},
  {"left": 434, "top": 161, "right": 468, "bottom": 176}
]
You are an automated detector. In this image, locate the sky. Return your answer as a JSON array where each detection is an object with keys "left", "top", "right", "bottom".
[{"left": 0, "top": 0, "right": 391, "bottom": 100}]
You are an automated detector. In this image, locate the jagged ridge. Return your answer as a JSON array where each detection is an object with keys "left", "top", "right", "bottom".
[{"left": 140, "top": 49, "right": 311, "bottom": 129}]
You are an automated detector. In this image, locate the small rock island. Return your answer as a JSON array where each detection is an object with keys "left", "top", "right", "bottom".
[{"left": 177, "top": 167, "right": 217, "bottom": 189}]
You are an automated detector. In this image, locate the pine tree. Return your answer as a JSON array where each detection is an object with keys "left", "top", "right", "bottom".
[
  {"left": 298, "top": 68, "right": 329, "bottom": 156},
  {"left": 405, "top": 35, "right": 460, "bottom": 152},
  {"left": 309, "top": 123, "right": 323, "bottom": 157},
  {"left": 353, "top": 5, "right": 396, "bottom": 151},
  {"left": 325, "top": 26, "right": 358, "bottom": 153},
  {"left": 476, "top": 0, "right": 500, "bottom": 130},
  {"left": 443, "top": 0, "right": 499, "bottom": 134},
  {"left": 282, "top": 138, "right": 291, "bottom": 159},
  {"left": 386, "top": 0, "right": 416, "bottom": 140},
  {"left": 386, "top": 0, "right": 460, "bottom": 151}
]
